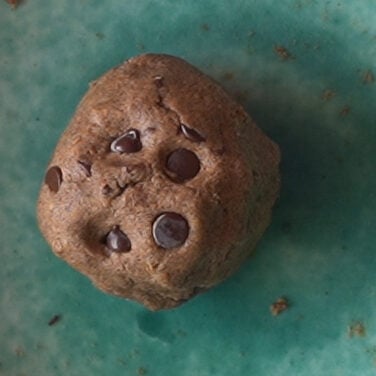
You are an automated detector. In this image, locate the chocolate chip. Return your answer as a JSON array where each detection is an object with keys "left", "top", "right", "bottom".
[
  {"left": 166, "top": 148, "right": 200, "bottom": 182},
  {"left": 180, "top": 124, "right": 205, "bottom": 142},
  {"left": 105, "top": 226, "right": 131, "bottom": 253},
  {"left": 110, "top": 129, "right": 142, "bottom": 153},
  {"left": 77, "top": 160, "right": 92, "bottom": 177},
  {"left": 45, "top": 166, "right": 63, "bottom": 193},
  {"left": 152, "top": 212, "right": 189, "bottom": 249}
]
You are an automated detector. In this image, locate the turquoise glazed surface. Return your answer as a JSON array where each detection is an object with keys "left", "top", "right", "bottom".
[{"left": 1, "top": 1, "right": 376, "bottom": 375}]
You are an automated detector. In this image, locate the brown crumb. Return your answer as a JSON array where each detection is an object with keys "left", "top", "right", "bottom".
[
  {"left": 48, "top": 314, "right": 62, "bottom": 326},
  {"left": 365, "top": 346, "right": 376, "bottom": 355},
  {"left": 201, "top": 23, "right": 210, "bottom": 32},
  {"left": 274, "top": 45, "right": 293, "bottom": 60},
  {"left": 117, "top": 358, "right": 127, "bottom": 366},
  {"left": 176, "top": 329, "right": 187, "bottom": 337},
  {"left": 321, "top": 89, "right": 336, "bottom": 101},
  {"left": 362, "top": 70, "right": 375, "bottom": 84},
  {"left": 349, "top": 321, "right": 366, "bottom": 338},
  {"left": 14, "top": 346, "right": 25, "bottom": 357},
  {"left": 5, "top": 0, "right": 18, "bottom": 8},
  {"left": 234, "top": 89, "right": 249, "bottom": 104},
  {"left": 138, "top": 367, "right": 147, "bottom": 375},
  {"left": 339, "top": 105, "right": 351, "bottom": 117},
  {"left": 95, "top": 32, "right": 105, "bottom": 40},
  {"left": 222, "top": 72, "right": 235, "bottom": 81},
  {"left": 270, "top": 297, "right": 289, "bottom": 316}
]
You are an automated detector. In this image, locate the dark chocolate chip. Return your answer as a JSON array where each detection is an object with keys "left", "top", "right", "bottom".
[
  {"left": 110, "top": 129, "right": 142, "bottom": 153},
  {"left": 45, "top": 166, "right": 63, "bottom": 193},
  {"left": 152, "top": 212, "right": 189, "bottom": 249},
  {"left": 77, "top": 160, "right": 92, "bottom": 177},
  {"left": 105, "top": 226, "right": 131, "bottom": 253},
  {"left": 166, "top": 148, "right": 200, "bottom": 182},
  {"left": 180, "top": 124, "right": 205, "bottom": 142}
]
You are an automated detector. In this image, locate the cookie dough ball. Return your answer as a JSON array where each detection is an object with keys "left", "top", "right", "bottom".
[{"left": 37, "top": 54, "right": 280, "bottom": 310}]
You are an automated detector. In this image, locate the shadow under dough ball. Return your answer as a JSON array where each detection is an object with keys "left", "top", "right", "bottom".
[{"left": 37, "top": 53, "right": 281, "bottom": 310}]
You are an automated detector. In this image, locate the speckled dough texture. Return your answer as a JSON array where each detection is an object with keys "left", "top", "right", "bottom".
[{"left": 37, "top": 54, "right": 280, "bottom": 310}]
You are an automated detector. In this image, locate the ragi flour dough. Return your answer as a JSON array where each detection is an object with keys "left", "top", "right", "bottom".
[{"left": 37, "top": 54, "right": 280, "bottom": 310}]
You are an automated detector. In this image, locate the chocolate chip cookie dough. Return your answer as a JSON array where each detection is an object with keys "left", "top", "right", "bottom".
[{"left": 37, "top": 54, "right": 280, "bottom": 310}]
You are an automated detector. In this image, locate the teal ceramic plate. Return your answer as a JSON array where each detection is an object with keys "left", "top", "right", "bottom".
[{"left": 1, "top": 1, "right": 376, "bottom": 375}]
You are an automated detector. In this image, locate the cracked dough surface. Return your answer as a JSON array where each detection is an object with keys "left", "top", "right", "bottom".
[{"left": 37, "top": 54, "right": 280, "bottom": 310}]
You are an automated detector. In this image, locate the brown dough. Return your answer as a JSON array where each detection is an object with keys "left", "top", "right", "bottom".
[{"left": 37, "top": 54, "right": 280, "bottom": 310}]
